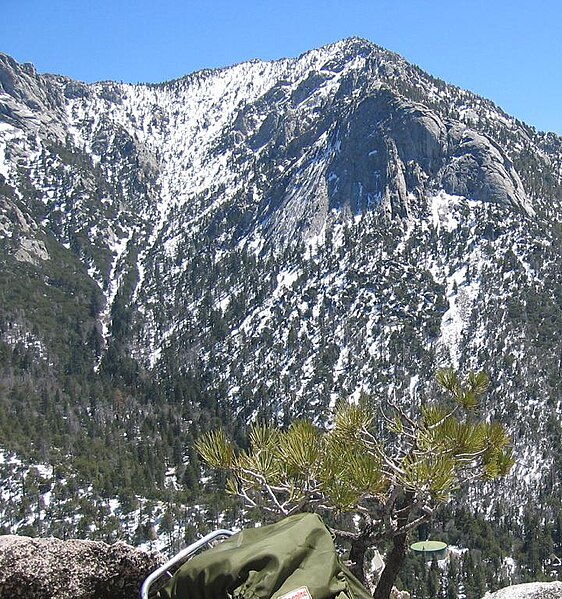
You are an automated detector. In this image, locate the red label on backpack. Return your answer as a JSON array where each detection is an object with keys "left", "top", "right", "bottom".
[{"left": 277, "top": 586, "right": 313, "bottom": 599}]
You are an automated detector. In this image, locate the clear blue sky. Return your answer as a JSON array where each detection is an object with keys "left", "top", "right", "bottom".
[{"left": 2, "top": 0, "right": 561, "bottom": 134}]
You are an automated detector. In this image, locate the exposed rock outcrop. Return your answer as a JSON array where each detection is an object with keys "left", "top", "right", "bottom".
[
  {"left": 483, "top": 581, "right": 562, "bottom": 598},
  {"left": 0, "top": 53, "right": 68, "bottom": 141},
  {"left": 0, "top": 535, "right": 162, "bottom": 599},
  {"left": 441, "top": 128, "right": 533, "bottom": 215}
]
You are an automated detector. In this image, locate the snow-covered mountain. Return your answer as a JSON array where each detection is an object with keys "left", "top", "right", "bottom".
[{"left": 1, "top": 38, "right": 562, "bottom": 566}]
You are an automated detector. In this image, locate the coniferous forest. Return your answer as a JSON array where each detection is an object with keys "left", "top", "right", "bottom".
[{"left": 1, "top": 38, "right": 562, "bottom": 596}]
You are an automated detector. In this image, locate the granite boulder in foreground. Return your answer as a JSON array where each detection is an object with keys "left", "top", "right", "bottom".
[
  {"left": 0, "top": 534, "right": 162, "bottom": 598},
  {"left": 483, "top": 581, "right": 562, "bottom": 599}
]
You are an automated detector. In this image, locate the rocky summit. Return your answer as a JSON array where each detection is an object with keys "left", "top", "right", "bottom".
[{"left": 1, "top": 37, "right": 562, "bottom": 589}]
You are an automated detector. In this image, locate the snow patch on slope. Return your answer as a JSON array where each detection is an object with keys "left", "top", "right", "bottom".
[
  {"left": 430, "top": 191, "right": 462, "bottom": 232},
  {"left": 439, "top": 266, "right": 480, "bottom": 369}
]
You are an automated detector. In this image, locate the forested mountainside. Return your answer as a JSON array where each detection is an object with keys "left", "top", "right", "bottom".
[{"left": 1, "top": 37, "right": 562, "bottom": 595}]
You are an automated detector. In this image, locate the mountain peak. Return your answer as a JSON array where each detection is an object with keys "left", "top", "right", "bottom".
[{"left": 0, "top": 41, "right": 562, "bottom": 566}]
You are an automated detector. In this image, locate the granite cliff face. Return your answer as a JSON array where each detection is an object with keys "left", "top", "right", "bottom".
[
  {"left": 0, "top": 53, "right": 68, "bottom": 140},
  {"left": 1, "top": 38, "right": 562, "bottom": 571}
]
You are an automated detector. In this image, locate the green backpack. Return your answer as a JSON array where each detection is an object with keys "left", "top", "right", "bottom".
[{"left": 156, "top": 513, "right": 373, "bottom": 599}]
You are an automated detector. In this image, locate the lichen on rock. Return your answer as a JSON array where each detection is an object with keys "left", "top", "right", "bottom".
[{"left": 0, "top": 534, "right": 162, "bottom": 599}]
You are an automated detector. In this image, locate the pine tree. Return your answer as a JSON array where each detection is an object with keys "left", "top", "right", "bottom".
[
  {"left": 446, "top": 554, "right": 459, "bottom": 599},
  {"left": 197, "top": 369, "right": 514, "bottom": 599},
  {"left": 427, "top": 557, "right": 441, "bottom": 599}
]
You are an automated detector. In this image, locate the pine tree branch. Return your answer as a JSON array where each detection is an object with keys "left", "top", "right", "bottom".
[
  {"left": 453, "top": 448, "right": 489, "bottom": 460},
  {"left": 387, "top": 399, "right": 418, "bottom": 432},
  {"left": 394, "top": 512, "right": 432, "bottom": 537},
  {"left": 284, "top": 491, "right": 321, "bottom": 516},
  {"left": 236, "top": 467, "right": 295, "bottom": 515},
  {"left": 237, "top": 467, "right": 289, "bottom": 495},
  {"left": 426, "top": 406, "right": 459, "bottom": 430},
  {"left": 366, "top": 440, "right": 407, "bottom": 477},
  {"left": 238, "top": 486, "right": 265, "bottom": 513},
  {"left": 332, "top": 528, "right": 361, "bottom": 541}
]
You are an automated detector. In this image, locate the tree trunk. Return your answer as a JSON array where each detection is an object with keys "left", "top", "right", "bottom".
[
  {"left": 374, "top": 491, "right": 415, "bottom": 599},
  {"left": 348, "top": 538, "right": 369, "bottom": 587},
  {"left": 373, "top": 530, "right": 408, "bottom": 599}
]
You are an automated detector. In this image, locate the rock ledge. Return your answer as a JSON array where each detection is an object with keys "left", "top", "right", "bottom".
[
  {"left": 0, "top": 534, "right": 161, "bottom": 599},
  {"left": 483, "top": 581, "right": 562, "bottom": 599}
]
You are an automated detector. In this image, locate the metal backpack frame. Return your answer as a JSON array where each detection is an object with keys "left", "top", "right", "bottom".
[{"left": 140, "top": 529, "right": 235, "bottom": 599}]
